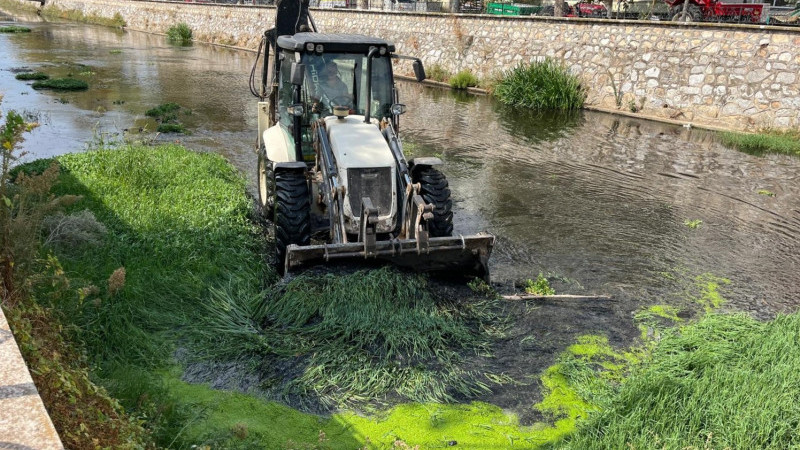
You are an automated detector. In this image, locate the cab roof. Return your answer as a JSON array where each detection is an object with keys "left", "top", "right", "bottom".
[{"left": 277, "top": 33, "right": 396, "bottom": 54}]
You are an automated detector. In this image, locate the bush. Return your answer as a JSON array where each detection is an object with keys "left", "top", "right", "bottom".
[
  {"left": 449, "top": 69, "right": 479, "bottom": 89},
  {"left": 15, "top": 72, "right": 49, "bottom": 81},
  {"left": 494, "top": 58, "right": 586, "bottom": 110},
  {"left": 166, "top": 22, "right": 192, "bottom": 44},
  {"left": 31, "top": 78, "right": 89, "bottom": 91}
]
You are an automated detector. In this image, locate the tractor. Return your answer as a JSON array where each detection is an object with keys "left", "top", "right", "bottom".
[
  {"left": 665, "top": 0, "right": 763, "bottom": 23},
  {"left": 250, "top": 0, "right": 495, "bottom": 278}
]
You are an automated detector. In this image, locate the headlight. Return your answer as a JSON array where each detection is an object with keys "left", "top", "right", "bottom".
[
  {"left": 390, "top": 103, "right": 407, "bottom": 115},
  {"left": 305, "top": 42, "right": 315, "bottom": 52},
  {"left": 288, "top": 103, "right": 304, "bottom": 117},
  {"left": 315, "top": 44, "right": 324, "bottom": 53}
]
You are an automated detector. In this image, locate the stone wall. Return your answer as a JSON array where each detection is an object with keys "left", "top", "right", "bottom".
[{"left": 32, "top": 0, "right": 800, "bottom": 129}]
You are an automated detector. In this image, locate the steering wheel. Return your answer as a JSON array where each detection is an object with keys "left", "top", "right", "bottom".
[{"left": 330, "top": 94, "right": 353, "bottom": 109}]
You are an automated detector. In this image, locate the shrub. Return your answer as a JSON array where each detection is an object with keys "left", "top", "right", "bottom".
[
  {"left": 449, "top": 69, "right": 479, "bottom": 89},
  {"left": 166, "top": 22, "right": 193, "bottom": 44},
  {"left": 494, "top": 58, "right": 586, "bottom": 110},
  {"left": 15, "top": 72, "right": 49, "bottom": 81},
  {"left": 31, "top": 78, "right": 89, "bottom": 91}
]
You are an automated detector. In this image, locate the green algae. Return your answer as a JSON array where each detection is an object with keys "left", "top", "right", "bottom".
[
  {"left": 694, "top": 273, "right": 729, "bottom": 312},
  {"left": 160, "top": 371, "right": 547, "bottom": 448}
]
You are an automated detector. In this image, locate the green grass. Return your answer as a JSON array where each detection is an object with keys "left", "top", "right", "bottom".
[
  {"left": 449, "top": 69, "right": 479, "bottom": 89},
  {"left": 166, "top": 22, "right": 193, "bottom": 44},
  {"left": 551, "top": 313, "right": 800, "bottom": 449},
  {"left": 720, "top": 129, "right": 800, "bottom": 157},
  {"left": 31, "top": 78, "right": 88, "bottom": 91},
  {"left": 15, "top": 72, "right": 49, "bottom": 81},
  {"left": 0, "top": 25, "right": 31, "bottom": 32},
  {"left": 494, "top": 58, "right": 586, "bottom": 110},
  {"left": 48, "top": 146, "right": 261, "bottom": 368}
]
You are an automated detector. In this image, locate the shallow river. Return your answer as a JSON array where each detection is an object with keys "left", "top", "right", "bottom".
[{"left": 2, "top": 13, "right": 799, "bottom": 319}]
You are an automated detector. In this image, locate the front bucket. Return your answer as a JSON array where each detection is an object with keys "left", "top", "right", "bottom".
[{"left": 285, "top": 233, "right": 495, "bottom": 281}]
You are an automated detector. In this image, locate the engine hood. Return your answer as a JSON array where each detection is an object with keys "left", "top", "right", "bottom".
[{"left": 324, "top": 115, "right": 394, "bottom": 169}]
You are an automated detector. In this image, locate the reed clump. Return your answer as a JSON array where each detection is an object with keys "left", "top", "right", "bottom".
[
  {"left": 494, "top": 58, "right": 586, "bottom": 110},
  {"left": 166, "top": 22, "right": 193, "bottom": 44}
]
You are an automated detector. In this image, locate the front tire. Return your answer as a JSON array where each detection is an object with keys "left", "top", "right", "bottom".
[
  {"left": 274, "top": 169, "right": 311, "bottom": 274},
  {"left": 414, "top": 167, "right": 454, "bottom": 237}
]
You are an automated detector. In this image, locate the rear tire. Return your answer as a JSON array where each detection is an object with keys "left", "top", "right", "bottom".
[
  {"left": 672, "top": 3, "right": 701, "bottom": 21},
  {"left": 274, "top": 169, "right": 311, "bottom": 274},
  {"left": 414, "top": 167, "right": 453, "bottom": 237}
]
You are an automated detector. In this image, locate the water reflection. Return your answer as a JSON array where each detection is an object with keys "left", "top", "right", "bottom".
[{"left": 2, "top": 15, "right": 799, "bottom": 318}]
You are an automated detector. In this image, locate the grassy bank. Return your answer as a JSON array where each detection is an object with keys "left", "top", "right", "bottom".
[{"left": 720, "top": 129, "right": 800, "bottom": 157}]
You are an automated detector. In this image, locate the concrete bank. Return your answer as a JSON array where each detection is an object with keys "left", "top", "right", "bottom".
[
  {"left": 0, "top": 307, "right": 63, "bottom": 449},
  {"left": 11, "top": 0, "right": 800, "bottom": 131}
]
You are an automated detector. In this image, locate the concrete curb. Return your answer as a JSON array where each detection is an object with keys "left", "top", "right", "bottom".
[{"left": 0, "top": 306, "right": 64, "bottom": 450}]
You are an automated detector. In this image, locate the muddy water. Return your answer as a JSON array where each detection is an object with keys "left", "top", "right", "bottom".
[{"left": 2, "top": 14, "right": 799, "bottom": 319}]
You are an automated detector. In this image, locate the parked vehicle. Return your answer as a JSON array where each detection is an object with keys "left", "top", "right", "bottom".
[
  {"left": 664, "top": 0, "right": 763, "bottom": 23},
  {"left": 486, "top": 2, "right": 543, "bottom": 15}
]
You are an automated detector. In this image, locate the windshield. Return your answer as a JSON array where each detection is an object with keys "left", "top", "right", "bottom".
[{"left": 301, "top": 52, "right": 394, "bottom": 120}]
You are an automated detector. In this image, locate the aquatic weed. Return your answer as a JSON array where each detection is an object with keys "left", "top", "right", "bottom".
[{"left": 15, "top": 72, "right": 49, "bottom": 81}]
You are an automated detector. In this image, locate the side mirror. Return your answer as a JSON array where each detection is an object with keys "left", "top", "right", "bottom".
[
  {"left": 412, "top": 60, "right": 426, "bottom": 82},
  {"left": 290, "top": 62, "right": 305, "bottom": 86}
]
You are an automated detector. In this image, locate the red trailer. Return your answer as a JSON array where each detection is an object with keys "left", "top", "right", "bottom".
[{"left": 664, "top": 0, "right": 763, "bottom": 23}]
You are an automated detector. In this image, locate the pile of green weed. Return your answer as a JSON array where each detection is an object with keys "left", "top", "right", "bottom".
[
  {"left": 449, "top": 69, "right": 479, "bottom": 89},
  {"left": 552, "top": 313, "right": 800, "bottom": 449},
  {"left": 15, "top": 72, "right": 49, "bottom": 81},
  {"left": 494, "top": 58, "right": 586, "bottom": 110},
  {"left": 0, "top": 25, "right": 31, "bottom": 32},
  {"left": 32, "top": 78, "right": 88, "bottom": 91},
  {"left": 196, "top": 267, "right": 507, "bottom": 407},
  {"left": 720, "top": 129, "right": 800, "bottom": 157},
  {"left": 146, "top": 102, "right": 188, "bottom": 133},
  {"left": 166, "top": 22, "right": 193, "bottom": 44}
]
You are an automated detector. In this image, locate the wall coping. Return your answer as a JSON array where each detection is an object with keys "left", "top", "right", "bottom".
[{"left": 0, "top": 306, "right": 64, "bottom": 450}]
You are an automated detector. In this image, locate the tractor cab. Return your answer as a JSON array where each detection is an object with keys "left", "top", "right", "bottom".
[{"left": 274, "top": 33, "right": 401, "bottom": 162}]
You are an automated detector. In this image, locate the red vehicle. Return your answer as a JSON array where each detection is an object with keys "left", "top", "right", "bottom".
[
  {"left": 664, "top": 0, "right": 763, "bottom": 23},
  {"left": 570, "top": 2, "right": 608, "bottom": 17}
]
